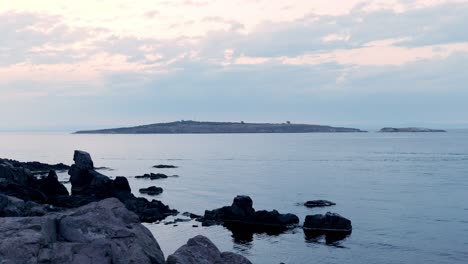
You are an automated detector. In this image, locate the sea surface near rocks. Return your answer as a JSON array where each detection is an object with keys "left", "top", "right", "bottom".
[{"left": 0, "top": 131, "right": 467, "bottom": 264}]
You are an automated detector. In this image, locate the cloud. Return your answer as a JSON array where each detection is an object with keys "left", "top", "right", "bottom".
[{"left": 1, "top": 1, "right": 468, "bottom": 129}]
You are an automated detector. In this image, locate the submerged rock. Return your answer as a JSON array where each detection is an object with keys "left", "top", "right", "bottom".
[
  {"left": 135, "top": 173, "right": 169, "bottom": 180},
  {"left": 166, "top": 235, "right": 252, "bottom": 264},
  {"left": 139, "top": 186, "right": 163, "bottom": 196},
  {"left": 0, "top": 198, "right": 166, "bottom": 264},
  {"left": 153, "top": 164, "right": 178, "bottom": 169},
  {"left": 304, "top": 200, "right": 336, "bottom": 208}
]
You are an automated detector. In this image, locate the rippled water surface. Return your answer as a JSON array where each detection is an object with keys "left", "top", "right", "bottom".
[{"left": 1, "top": 131, "right": 467, "bottom": 264}]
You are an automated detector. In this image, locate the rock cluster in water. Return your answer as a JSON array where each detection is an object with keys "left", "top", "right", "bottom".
[
  {"left": 0, "top": 150, "right": 177, "bottom": 222},
  {"left": 198, "top": 195, "right": 299, "bottom": 230}
]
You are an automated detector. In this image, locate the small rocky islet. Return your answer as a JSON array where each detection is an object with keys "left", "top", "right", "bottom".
[{"left": 0, "top": 150, "right": 353, "bottom": 263}]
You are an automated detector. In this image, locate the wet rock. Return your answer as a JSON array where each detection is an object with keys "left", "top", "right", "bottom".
[
  {"left": 303, "top": 212, "right": 352, "bottom": 232},
  {"left": 153, "top": 164, "right": 178, "bottom": 169},
  {"left": 166, "top": 235, "right": 252, "bottom": 264},
  {"left": 304, "top": 200, "right": 336, "bottom": 208},
  {"left": 303, "top": 212, "right": 352, "bottom": 244},
  {"left": 66, "top": 150, "right": 177, "bottom": 222},
  {"left": 0, "top": 198, "right": 166, "bottom": 264},
  {"left": 199, "top": 195, "right": 299, "bottom": 233},
  {"left": 135, "top": 173, "right": 169, "bottom": 180},
  {"left": 139, "top": 186, "right": 163, "bottom": 196}
]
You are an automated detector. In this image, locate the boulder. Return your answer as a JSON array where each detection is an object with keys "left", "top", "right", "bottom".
[
  {"left": 73, "top": 150, "right": 94, "bottom": 170},
  {"left": 37, "top": 170, "right": 69, "bottom": 197},
  {"left": 139, "top": 186, "right": 163, "bottom": 196},
  {"left": 304, "top": 200, "right": 336, "bottom": 208},
  {"left": 303, "top": 212, "right": 352, "bottom": 232},
  {"left": 0, "top": 198, "right": 166, "bottom": 264},
  {"left": 166, "top": 235, "right": 252, "bottom": 264}
]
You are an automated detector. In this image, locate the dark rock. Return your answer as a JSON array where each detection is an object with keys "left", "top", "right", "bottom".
[
  {"left": 113, "top": 176, "right": 131, "bottom": 193},
  {"left": 198, "top": 195, "right": 299, "bottom": 236},
  {"left": 139, "top": 186, "right": 163, "bottom": 196},
  {"left": 135, "top": 173, "right": 169, "bottom": 180},
  {"left": 304, "top": 200, "right": 336, "bottom": 208},
  {"left": 153, "top": 164, "right": 178, "bottom": 168},
  {"left": 123, "top": 197, "right": 177, "bottom": 223},
  {"left": 0, "top": 194, "right": 56, "bottom": 217},
  {"left": 0, "top": 158, "right": 69, "bottom": 174},
  {"left": 303, "top": 212, "right": 352, "bottom": 244},
  {"left": 0, "top": 198, "right": 166, "bottom": 264},
  {"left": 166, "top": 235, "right": 252, "bottom": 264},
  {"left": 303, "top": 212, "right": 352, "bottom": 232},
  {"left": 254, "top": 210, "right": 299, "bottom": 227},
  {"left": 37, "top": 170, "right": 69, "bottom": 197},
  {"left": 0, "top": 151, "right": 177, "bottom": 223},
  {"left": 73, "top": 150, "right": 94, "bottom": 170},
  {"left": 163, "top": 218, "right": 191, "bottom": 225},
  {"left": 66, "top": 150, "right": 177, "bottom": 222},
  {"left": 0, "top": 162, "right": 68, "bottom": 204},
  {"left": 182, "top": 212, "right": 201, "bottom": 219}
]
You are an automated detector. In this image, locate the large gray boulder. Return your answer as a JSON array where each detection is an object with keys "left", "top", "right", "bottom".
[
  {"left": 0, "top": 198, "right": 165, "bottom": 264},
  {"left": 166, "top": 235, "right": 252, "bottom": 264}
]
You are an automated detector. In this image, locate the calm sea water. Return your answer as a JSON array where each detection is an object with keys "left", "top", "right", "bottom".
[{"left": 1, "top": 131, "right": 467, "bottom": 264}]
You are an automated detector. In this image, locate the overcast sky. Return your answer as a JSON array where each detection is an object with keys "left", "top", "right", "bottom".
[{"left": 1, "top": 0, "right": 467, "bottom": 131}]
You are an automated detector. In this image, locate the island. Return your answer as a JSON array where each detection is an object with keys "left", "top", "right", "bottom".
[
  {"left": 379, "top": 127, "right": 446, "bottom": 133},
  {"left": 74, "top": 121, "right": 366, "bottom": 134}
]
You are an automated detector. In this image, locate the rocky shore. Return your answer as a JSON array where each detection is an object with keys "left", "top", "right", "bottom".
[
  {"left": 0, "top": 150, "right": 353, "bottom": 263},
  {"left": 0, "top": 151, "right": 252, "bottom": 263}
]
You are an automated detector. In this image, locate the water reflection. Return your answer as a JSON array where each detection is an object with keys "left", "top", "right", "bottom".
[{"left": 304, "top": 229, "right": 352, "bottom": 245}]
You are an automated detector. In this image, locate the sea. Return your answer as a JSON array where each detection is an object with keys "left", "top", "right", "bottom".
[{"left": 0, "top": 131, "right": 467, "bottom": 264}]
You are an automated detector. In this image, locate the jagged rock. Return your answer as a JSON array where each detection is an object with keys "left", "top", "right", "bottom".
[
  {"left": 0, "top": 158, "right": 69, "bottom": 174},
  {"left": 0, "top": 198, "right": 166, "bottom": 264},
  {"left": 199, "top": 195, "right": 299, "bottom": 231},
  {"left": 73, "top": 150, "right": 94, "bottom": 170},
  {"left": 0, "top": 162, "right": 67, "bottom": 203},
  {"left": 304, "top": 200, "right": 336, "bottom": 208},
  {"left": 139, "top": 186, "right": 163, "bottom": 196},
  {"left": 166, "top": 235, "right": 252, "bottom": 264},
  {"left": 66, "top": 150, "right": 177, "bottom": 222},
  {"left": 37, "top": 170, "right": 69, "bottom": 197}
]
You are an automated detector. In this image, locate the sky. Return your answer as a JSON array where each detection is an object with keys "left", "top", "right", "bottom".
[{"left": 1, "top": 0, "right": 467, "bottom": 131}]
